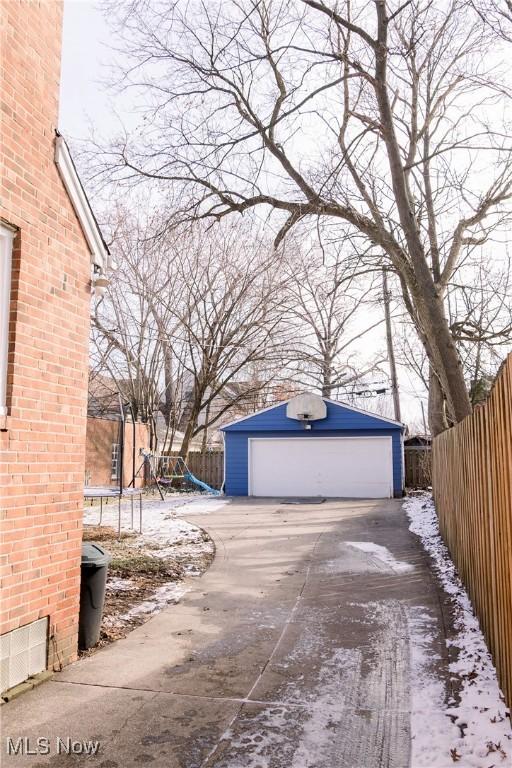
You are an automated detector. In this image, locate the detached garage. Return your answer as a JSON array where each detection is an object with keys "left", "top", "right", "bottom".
[{"left": 221, "top": 394, "right": 404, "bottom": 498}]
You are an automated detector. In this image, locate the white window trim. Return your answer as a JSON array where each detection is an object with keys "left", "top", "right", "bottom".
[
  {"left": 111, "top": 443, "right": 120, "bottom": 480},
  {"left": 0, "top": 223, "right": 16, "bottom": 420}
]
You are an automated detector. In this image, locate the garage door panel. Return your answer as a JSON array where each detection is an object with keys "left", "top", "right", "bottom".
[{"left": 249, "top": 438, "right": 392, "bottom": 498}]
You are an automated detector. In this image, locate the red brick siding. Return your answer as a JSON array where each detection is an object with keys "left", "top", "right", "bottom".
[
  {"left": 85, "top": 417, "right": 150, "bottom": 489},
  {"left": 1, "top": 0, "right": 93, "bottom": 669}
]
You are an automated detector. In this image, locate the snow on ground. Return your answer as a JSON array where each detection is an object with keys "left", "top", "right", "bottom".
[
  {"left": 345, "top": 540, "right": 415, "bottom": 573},
  {"left": 405, "top": 492, "right": 511, "bottom": 768},
  {"left": 105, "top": 577, "right": 135, "bottom": 592},
  {"left": 84, "top": 493, "right": 228, "bottom": 559},
  {"left": 123, "top": 582, "right": 189, "bottom": 619},
  {"left": 84, "top": 494, "right": 227, "bottom": 628}
]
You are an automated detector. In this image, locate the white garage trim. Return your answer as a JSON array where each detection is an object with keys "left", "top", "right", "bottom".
[{"left": 248, "top": 436, "right": 394, "bottom": 499}]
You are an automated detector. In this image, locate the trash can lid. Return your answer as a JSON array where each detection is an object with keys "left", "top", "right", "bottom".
[{"left": 81, "top": 542, "right": 111, "bottom": 567}]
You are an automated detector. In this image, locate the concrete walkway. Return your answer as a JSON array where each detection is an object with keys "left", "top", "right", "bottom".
[{"left": 2, "top": 499, "right": 452, "bottom": 767}]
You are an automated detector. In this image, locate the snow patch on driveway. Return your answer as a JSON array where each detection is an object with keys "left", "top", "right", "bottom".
[
  {"left": 345, "top": 540, "right": 415, "bottom": 573},
  {"left": 405, "top": 492, "right": 511, "bottom": 767}
]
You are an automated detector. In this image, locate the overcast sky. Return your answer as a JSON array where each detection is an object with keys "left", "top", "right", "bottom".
[
  {"left": 59, "top": 0, "right": 429, "bottom": 429},
  {"left": 60, "top": 1, "right": 111, "bottom": 139}
]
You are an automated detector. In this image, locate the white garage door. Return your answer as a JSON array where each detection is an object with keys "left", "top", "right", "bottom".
[{"left": 249, "top": 437, "right": 393, "bottom": 498}]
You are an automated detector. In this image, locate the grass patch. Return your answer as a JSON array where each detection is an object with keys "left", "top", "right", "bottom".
[
  {"left": 83, "top": 525, "right": 136, "bottom": 543},
  {"left": 109, "top": 553, "right": 182, "bottom": 579},
  {"left": 82, "top": 524, "right": 183, "bottom": 579}
]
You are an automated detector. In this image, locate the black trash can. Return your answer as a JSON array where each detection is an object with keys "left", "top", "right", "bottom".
[{"left": 79, "top": 543, "right": 111, "bottom": 650}]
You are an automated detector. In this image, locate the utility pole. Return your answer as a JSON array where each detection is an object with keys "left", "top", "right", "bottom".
[
  {"left": 382, "top": 267, "right": 402, "bottom": 423},
  {"left": 421, "top": 400, "right": 428, "bottom": 435}
]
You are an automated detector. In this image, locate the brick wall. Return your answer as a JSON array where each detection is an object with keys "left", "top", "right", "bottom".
[
  {"left": 0, "top": 1, "right": 93, "bottom": 670},
  {"left": 85, "top": 417, "right": 150, "bottom": 489}
]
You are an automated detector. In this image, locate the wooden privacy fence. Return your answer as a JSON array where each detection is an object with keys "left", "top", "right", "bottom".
[
  {"left": 404, "top": 447, "right": 431, "bottom": 488},
  {"left": 181, "top": 447, "right": 432, "bottom": 490},
  {"left": 174, "top": 451, "right": 224, "bottom": 489},
  {"left": 432, "top": 355, "right": 512, "bottom": 709}
]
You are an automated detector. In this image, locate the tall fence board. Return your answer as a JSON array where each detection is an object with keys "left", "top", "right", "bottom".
[{"left": 432, "top": 355, "right": 512, "bottom": 709}]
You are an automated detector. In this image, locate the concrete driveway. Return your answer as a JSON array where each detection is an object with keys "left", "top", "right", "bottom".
[{"left": 2, "top": 499, "right": 452, "bottom": 768}]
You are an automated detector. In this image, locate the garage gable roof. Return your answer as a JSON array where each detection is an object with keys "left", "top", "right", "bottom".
[{"left": 221, "top": 397, "right": 404, "bottom": 432}]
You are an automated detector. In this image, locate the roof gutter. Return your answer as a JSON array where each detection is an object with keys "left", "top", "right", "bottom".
[{"left": 54, "top": 134, "right": 110, "bottom": 275}]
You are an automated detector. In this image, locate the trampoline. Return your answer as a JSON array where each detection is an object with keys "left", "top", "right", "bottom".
[
  {"left": 84, "top": 486, "right": 144, "bottom": 539},
  {"left": 84, "top": 393, "right": 145, "bottom": 539}
]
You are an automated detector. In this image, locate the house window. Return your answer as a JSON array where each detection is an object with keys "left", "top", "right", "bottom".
[
  {"left": 0, "top": 222, "right": 16, "bottom": 422},
  {"left": 111, "top": 443, "right": 120, "bottom": 480}
]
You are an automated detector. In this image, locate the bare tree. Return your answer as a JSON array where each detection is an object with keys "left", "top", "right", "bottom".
[
  {"left": 470, "top": 0, "right": 512, "bottom": 39},
  {"left": 398, "top": 252, "right": 512, "bottom": 427},
  {"left": 146, "top": 222, "right": 290, "bottom": 458},
  {"left": 91, "top": 211, "right": 188, "bottom": 450},
  {"left": 96, "top": 0, "right": 512, "bottom": 433},
  {"left": 92, "top": 214, "right": 291, "bottom": 456},
  {"left": 281, "top": 244, "right": 385, "bottom": 397},
  {"left": 448, "top": 259, "right": 512, "bottom": 403}
]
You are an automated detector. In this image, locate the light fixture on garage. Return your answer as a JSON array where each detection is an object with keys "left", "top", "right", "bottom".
[{"left": 91, "top": 263, "right": 109, "bottom": 296}]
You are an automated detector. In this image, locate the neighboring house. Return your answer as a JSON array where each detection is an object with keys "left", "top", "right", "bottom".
[
  {"left": 0, "top": 2, "right": 109, "bottom": 693},
  {"left": 85, "top": 417, "right": 149, "bottom": 489},
  {"left": 87, "top": 372, "right": 125, "bottom": 419},
  {"left": 221, "top": 393, "right": 405, "bottom": 498},
  {"left": 87, "top": 373, "right": 151, "bottom": 483},
  {"left": 404, "top": 434, "right": 432, "bottom": 448}
]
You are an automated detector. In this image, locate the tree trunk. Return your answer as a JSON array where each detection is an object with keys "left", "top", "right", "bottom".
[
  {"left": 373, "top": 2, "right": 472, "bottom": 429},
  {"left": 428, "top": 366, "right": 449, "bottom": 436},
  {"left": 149, "top": 416, "right": 158, "bottom": 452},
  {"left": 160, "top": 345, "right": 174, "bottom": 430},
  {"left": 200, "top": 401, "right": 211, "bottom": 454},
  {"left": 321, "top": 353, "right": 333, "bottom": 398},
  {"left": 178, "top": 395, "right": 203, "bottom": 461},
  {"left": 178, "top": 417, "right": 195, "bottom": 462},
  {"left": 414, "top": 288, "right": 472, "bottom": 426}
]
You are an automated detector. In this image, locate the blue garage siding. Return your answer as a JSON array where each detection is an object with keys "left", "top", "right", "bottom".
[
  {"left": 224, "top": 401, "right": 398, "bottom": 432},
  {"left": 223, "top": 430, "right": 403, "bottom": 497},
  {"left": 222, "top": 401, "right": 404, "bottom": 497}
]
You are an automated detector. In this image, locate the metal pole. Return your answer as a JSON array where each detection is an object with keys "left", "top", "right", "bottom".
[
  {"left": 99, "top": 496, "right": 103, "bottom": 526},
  {"left": 421, "top": 400, "right": 428, "bottom": 435},
  {"left": 118, "top": 393, "right": 125, "bottom": 497},
  {"left": 126, "top": 402, "right": 137, "bottom": 488},
  {"left": 383, "top": 267, "right": 402, "bottom": 423},
  {"left": 117, "top": 394, "right": 125, "bottom": 543},
  {"left": 139, "top": 492, "right": 142, "bottom": 534}
]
